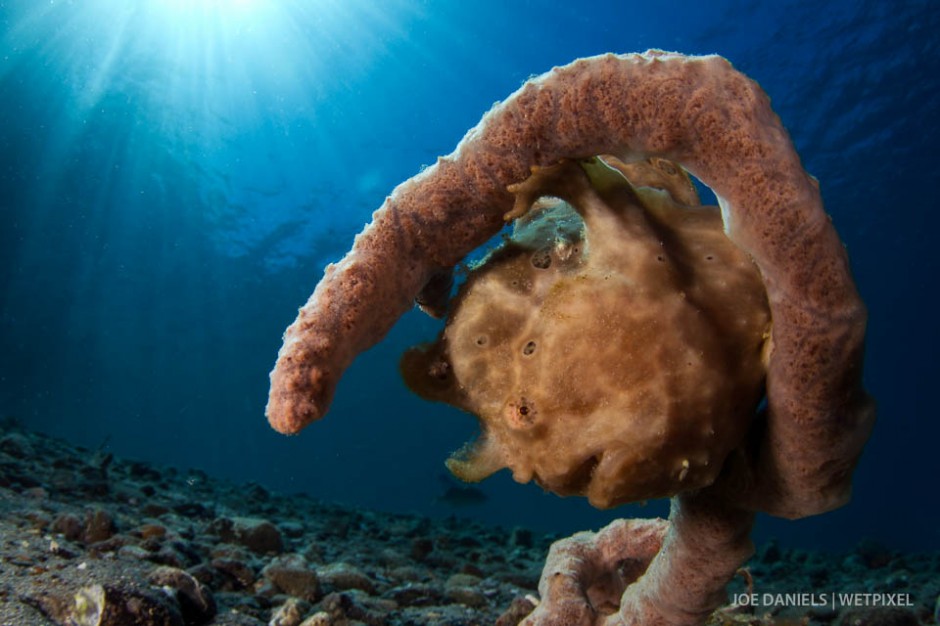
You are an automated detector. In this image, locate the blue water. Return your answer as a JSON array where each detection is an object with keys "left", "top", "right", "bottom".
[{"left": 1, "top": 0, "right": 937, "bottom": 552}]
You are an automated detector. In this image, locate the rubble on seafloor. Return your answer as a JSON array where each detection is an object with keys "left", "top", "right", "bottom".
[{"left": 0, "top": 419, "right": 936, "bottom": 626}]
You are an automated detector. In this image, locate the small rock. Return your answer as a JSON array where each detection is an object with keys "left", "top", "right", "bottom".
[
  {"left": 87, "top": 535, "right": 130, "bottom": 556},
  {"left": 446, "top": 573, "right": 482, "bottom": 588},
  {"left": 213, "top": 591, "right": 267, "bottom": 621},
  {"left": 117, "top": 544, "right": 152, "bottom": 561},
  {"left": 388, "top": 565, "right": 426, "bottom": 583},
  {"left": 187, "top": 563, "right": 218, "bottom": 587},
  {"left": 83, "top": 508, "right": 116, "bottom": 544},
  {"left": 139, "top": 523, "right": 168, "bottom": 540},
  {"left": 300, "top": 542, "right": 324, "bottom": 563},
  {"left": 319, "top": 592, "right": 387, "bottom": 625},
  {"left": 71, "top": 583, "right": 183, "bottom": 626},
  {"left": 23, "top": 510, "right": 52, "bottom": 529},
  {"left": 49, "top": 538, "right": 79, "bottom": 559},
  {"left": 458, "top": 563, "right": 486, "bottom": 578},
  {"left": 212, "top": 557, "right": 256, "bottom": 590},
  {"left": 263, "top": 554, "right": 321, "bottom": 602},
  {"left": 299, "top": 612, "right": 332, "bottom": 626},
  {"left": 168, "top": 539, "right": 201, "bottom": 564},
  {"left": 145, "top": 548, "right": 182, "bottom": 568},
  {"left": 445, "top": 585, "right": 488, "bottom": 608},
  {"left": 52, "top": 513, "right": 84, "bottom": 542},
  {"left": 386, "top": 583, "right": 441, "bottom": 607},
  {"left": 149, "top": 565, "right": 217, "bottom": 625},
  {"left": 268, "top": 597, "right": 304, "bottom": 626},
  {"left": 496, "top": 595, "right": 537, "bottom": 626},
  {"left": 378, "top": 548, "right": 408, "bottom": 568},
  {"left": 142, "top": 503, "right": 171, "bottom": 517},
  {"left": 209, "top": 517, "right": 283, "bottom": 555},
  {"left": 318, "top": 562, "right": 375, "bottom": 595},
  {"left": 410, "top": 538, "right": 433, "bottom": 561}
]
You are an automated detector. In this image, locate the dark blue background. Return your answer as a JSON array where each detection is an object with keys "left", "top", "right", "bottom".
[{"left": 1, "top": 0, "right": 937, "bottom": 551}]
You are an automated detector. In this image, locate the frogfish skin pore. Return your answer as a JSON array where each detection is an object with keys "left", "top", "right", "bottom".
[{"left": 401, "top": 156, "right": 771, "bottom": 509}]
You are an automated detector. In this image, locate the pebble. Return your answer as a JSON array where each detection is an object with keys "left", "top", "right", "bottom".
[
  {"left": 82, "top": 508, "right": 116, "bottom": 544},
  {"left": 73, "top": 583, "right": 184, "bottom": 626},
  {"left": 388, "top": 582, "right": 442, "bottom": 606},
  {"left": 211, "top": 556, "right": 256, "bottom": 590},
  {"left": 149, "top": 565, "right": 218, "bottom": 625},
  {"left": 139, "top": 523, "right": 168, "bottom": 540},
  {"left": 209, "top": 517, "right": 284, "bottom": 555},
  {"left": 262, "top": 554, "right": 321, "bottom": 602},
  {"left": 52, "top": 512, "right": 85, "bottom": 541},
  {"left": 298, "top": 612, "right": 331, "bottom": 626},
  {"left": 496, "top": 595, "right": 539, "bottom": 626},
  {"left": 317, "top": 562, "right": 375, "bottom": 595},
  {"left": 268, "top": 597, "right": 304, "bottom": 626}
]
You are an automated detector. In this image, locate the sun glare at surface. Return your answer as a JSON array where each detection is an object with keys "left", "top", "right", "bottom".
[
  {"left": 0, "top": 0, "right": 416, "bottom": 149},
  {"left": 151, "top": 0, "right": 266, "bottom": 25},
  {"left": 0, "top": 0, "right": 423, "bottom": 265}
]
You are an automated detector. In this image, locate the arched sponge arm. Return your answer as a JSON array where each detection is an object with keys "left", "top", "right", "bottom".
[{"left": 266, "top": 50, "right": 874, "bottom": 520}]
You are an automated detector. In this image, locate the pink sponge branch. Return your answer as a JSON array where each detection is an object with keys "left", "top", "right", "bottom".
[
  {"left": 267, "top": 50, "right": 873, "bottom": 521},
  {"left": 521, "top": 491, "right": 754, "bottom": 626}
]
